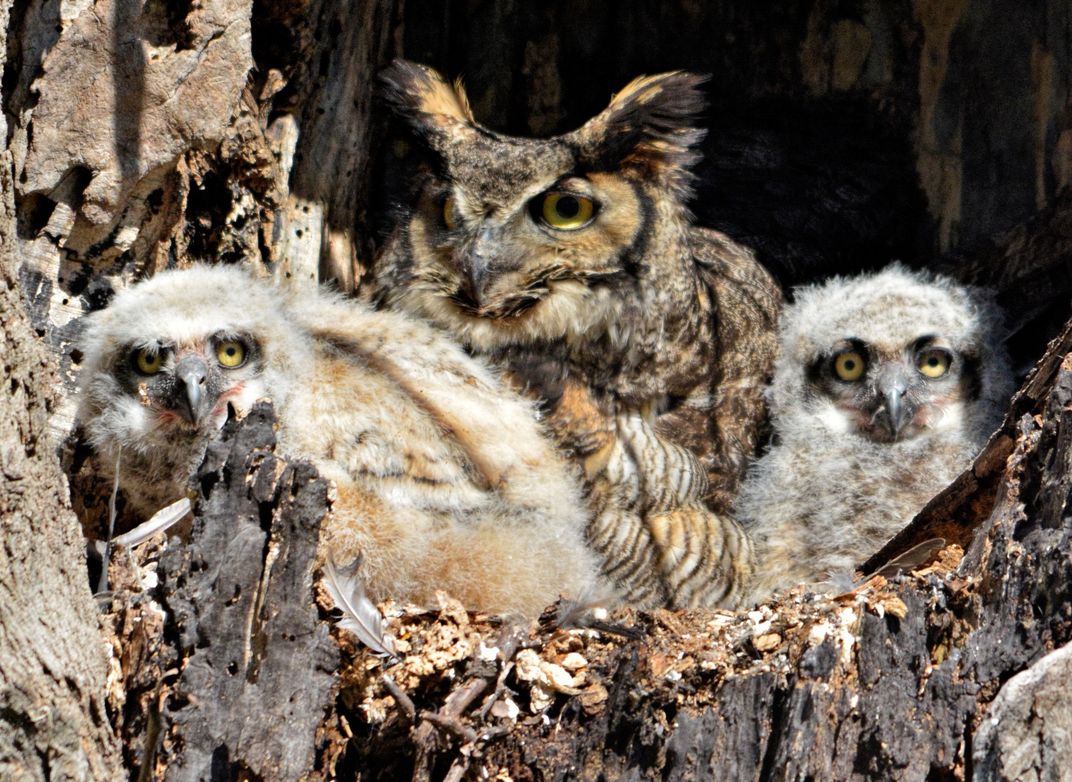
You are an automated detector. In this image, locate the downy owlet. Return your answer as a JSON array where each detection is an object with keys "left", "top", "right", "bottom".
[
  {"left": 76, "top": 265, "right": 606, "bottom": 616},
  {"left": 735, "top": 265, "right": 1013, "bottom": 604}
]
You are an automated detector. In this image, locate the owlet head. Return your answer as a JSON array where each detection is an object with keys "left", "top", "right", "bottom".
[
  {"left": 377, "top": 59, "right": 708, "bottom": 349},
  {"left": 770, "top": 264, "right": 1013, "bottom": 445},
  {"left": 76, "top": 266, "right": 295, "bottom": 459}
]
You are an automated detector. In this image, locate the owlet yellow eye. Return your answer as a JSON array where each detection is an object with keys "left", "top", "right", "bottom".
[
  {"left": 833, "top": 350, "right": 866, "bottom": 382},
  {"left": 539, "top": 191, "right": 595, "bottom": 230},
  {"left": 216, "top": 340, "right": 246, "bottom": 368},
  {"left": 134, "top": 348, "right": 162, "bottom": 375},
  {"left": 918, "top": 350, "right": 950, "bottom": 378},
  {"left": 442, "top": 196, "right": 458, "bottom": 231}
]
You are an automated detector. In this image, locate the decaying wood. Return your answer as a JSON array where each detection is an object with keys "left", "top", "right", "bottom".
[
  {"left": 0, "top": 69, "right": 122, "bottom": 782},
  {"left": 278, "top": 0, "right": 402, "bottom": 289},
  {"left": 159, "top": 402, "right": 339, "bottom": 780},
  {"left": 97, "top": 403, "right": 340, "bottom": 781}
]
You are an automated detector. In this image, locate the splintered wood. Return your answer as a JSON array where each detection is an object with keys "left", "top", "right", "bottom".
[{"left": 335, "top": 550, "right": 968, "bottom": 781}]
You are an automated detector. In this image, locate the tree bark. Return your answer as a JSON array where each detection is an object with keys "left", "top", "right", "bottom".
[
  {"left": 0, "top": 167, "right": 123, "bottom": 782},
  {"left": 155, "top": 403, "right": 339, "bottom": 780},
  {"left": 0, "top": 0, "right": 122, "bottom": 770}
]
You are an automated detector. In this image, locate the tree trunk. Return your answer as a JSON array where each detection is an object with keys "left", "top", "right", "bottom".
[
  {"left": 0, "top": 165, "right": 123, "bottom": 782},
  {"left": 3, "top": 1, "right": 1072, "bottom": 779},
  {"left": 0, "top": 0, "right": 121, "bottom": 771}
]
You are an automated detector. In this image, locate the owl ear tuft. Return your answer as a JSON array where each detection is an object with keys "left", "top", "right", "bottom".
[
  {"left": 572, "top": 71, "right": 708, "bottom": 199},
  {"left": 378, "top": 59, "right": 477, "bottom": 150}
]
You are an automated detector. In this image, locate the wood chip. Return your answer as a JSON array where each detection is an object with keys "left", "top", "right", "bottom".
[{"left": 753, "top": 633, "right": 783, "bottom": 652}]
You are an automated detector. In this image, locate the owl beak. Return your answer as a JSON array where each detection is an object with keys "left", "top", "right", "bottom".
[
  {"left": 877, "top": 369, "right": 912, "bottom": 439},
  {"left": 457, "top": 230, "right": 496, "bottom": 310},
  {"left": 461, "top": 255, "right": 489, "bottom": 307},
  {"left": 174, "top": 354, "right": 212, "bottom": 426}
]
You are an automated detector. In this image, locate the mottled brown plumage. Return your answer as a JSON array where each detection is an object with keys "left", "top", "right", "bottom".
[{"left": 369, "top": 60, "right": 781, "bottom": 608}]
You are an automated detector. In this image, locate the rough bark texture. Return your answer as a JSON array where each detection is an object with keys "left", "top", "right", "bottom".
[
  {"left": 93, "top": 402, "right": 342, "bottom": 781},
  {"left": 973, "top": 642, "right": 1072, "bottom": 782},
  {"left": 0, "top": 0, "right": 122, "bottom": 770},
  {"left": 0, "top": 172, "right": 123, "bottom": 782},
  {"left": 2, "top": 1, "right": 1072, "bottom": 780},
  {"left": 155, "top": 402, "right": 340, "bottom": 781},
  {"left": 18, "top": 0, "right": 253, "bottom": 236},
  {"left": 279, "top": 0, "right": 401, "bottom": 289}
]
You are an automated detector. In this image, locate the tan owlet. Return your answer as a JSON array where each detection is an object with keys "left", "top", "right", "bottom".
[
  {"left": 76, "top": 265, "right": 605, "bottom": 616},
  {"left": 735, "top": 265, "right": 1014, "bottom": 604},
  {"left": 368, "top": 60, "right": 782, "bottom": 608}
]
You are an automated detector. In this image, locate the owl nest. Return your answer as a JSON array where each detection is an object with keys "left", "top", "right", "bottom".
[{"left": 336, "top": 543, "right": 965, "bottom": 770}]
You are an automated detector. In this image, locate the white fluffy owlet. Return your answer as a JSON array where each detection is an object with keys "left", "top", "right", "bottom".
[
  {"left": 76, "top": 265, "right": 605, "bottom": 616},
  {"left": 736, "top": 264, "right": 1014, "bottom": 604}
]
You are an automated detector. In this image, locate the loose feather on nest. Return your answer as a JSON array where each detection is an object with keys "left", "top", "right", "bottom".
[
  {"left": 322, "top": 556, "right": 398, "bottom": 660},
  {"left": 89, "top": 495, "right": 193, "bottom": 596}
]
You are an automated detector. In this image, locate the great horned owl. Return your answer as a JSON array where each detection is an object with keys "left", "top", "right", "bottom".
[
  {"left": 370, "top": 60, "right": 781, "bottom": 608},
  {"left": 76, "top": 265, "right": 604, "bottom": 616},
  {"left": 735, "top": 265, "right": 1014, "bottom": 604}
]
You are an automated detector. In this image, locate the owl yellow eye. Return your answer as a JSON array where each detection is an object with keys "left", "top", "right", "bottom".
[
  {"left": 216, "top": 340, "right": 246, "bottom": 368},
  {"left": 538, "top": 191, "right": 595, "bottom": 230},
  {"left": 442, "top": 196, "right": 458, "bottom": 231},
  {"left": 833, "top": 350, "right": 866, "bottom": 382},
  {"left": 134, "top": 348, "right": 163, "bottom": 375},
  {"left": 918, "top": 349, "right": 950, "bottom": 378}
]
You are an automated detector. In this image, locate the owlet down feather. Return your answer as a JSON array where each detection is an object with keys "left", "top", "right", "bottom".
[
  {"left": 76, "top": 265, "right": 605, "bottom": 616},
  {"left": 736, "top": 265, "right": 1013, "bottom": 603}
]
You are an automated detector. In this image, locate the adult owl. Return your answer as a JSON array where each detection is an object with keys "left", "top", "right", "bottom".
[
  {"left": 735, "top": 265, "right": 1014, "bottom": 604},
  {"left": 369, "top": 60, "right": 781, "bottom": 609},
  {"left": 76, "top": 265, "right": 604, "bottom": 616}
]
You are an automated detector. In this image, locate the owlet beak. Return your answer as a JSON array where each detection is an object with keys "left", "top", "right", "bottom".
[
  {"left": 876, "top": 368, "right": 913, "bottom": 440},
  {"left": 173, "top": 354, "right": 213, "bottom": 426}
]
